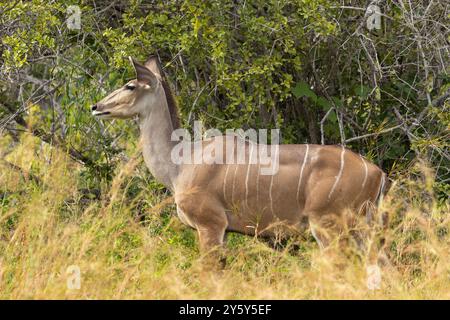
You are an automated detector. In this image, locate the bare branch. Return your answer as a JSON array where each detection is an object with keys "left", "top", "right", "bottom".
[{"left": 345, "top": 124, "right": 404, "bottom": 143}]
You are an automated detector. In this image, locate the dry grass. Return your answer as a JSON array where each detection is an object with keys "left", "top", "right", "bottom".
[{"left": 0, "top": 133, "right": 449, "bottom": 299}]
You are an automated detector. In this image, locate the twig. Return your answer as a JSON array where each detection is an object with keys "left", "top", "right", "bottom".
[
  {"left": 320, "top": 107, "right": 335, "bottom": 145},
  {"left": 345, "top": 124, "right": 403, "bottom": 143}
]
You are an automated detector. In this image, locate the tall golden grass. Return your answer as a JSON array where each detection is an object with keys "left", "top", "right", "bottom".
[{"left": 0, "top": 133, "right": 449, "bottom": 299}]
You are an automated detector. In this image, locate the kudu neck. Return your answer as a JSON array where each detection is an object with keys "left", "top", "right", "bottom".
[{"left": 138, "top": 89, "right": 178, "bottom": 191}]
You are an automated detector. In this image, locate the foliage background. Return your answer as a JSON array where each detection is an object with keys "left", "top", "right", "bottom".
[{"left": 0, "top": 0, "right": 449, "bottom": 299}]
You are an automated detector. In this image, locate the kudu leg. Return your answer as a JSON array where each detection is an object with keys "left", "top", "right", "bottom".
[
  {"left": 197, "top": 224, "right": 227, "bottom": 253},
  {"left": 188, "top": 208, "right": 228, "bottom": 254},
  {"left": 310, "top": 210, "right": 387, "bottom": 270},
  {"left": 365, "top": 205, "right": 391, "bottom": 267},
  {"left": 309, "top": 215, "right": 343, "bottom": 250},
  {"left": 308, "top": 213, "right": 369, "bottom": 263},
  {"left": 177, "top": 197, "right": 229, "bottom": 269},
  {"left": 196, "top": 222, "right": 228, "bottom": 269}
]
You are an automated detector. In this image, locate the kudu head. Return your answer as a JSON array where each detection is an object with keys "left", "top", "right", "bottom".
[{"left": 91, "top": 56, "right": 163, "bottom": 119}]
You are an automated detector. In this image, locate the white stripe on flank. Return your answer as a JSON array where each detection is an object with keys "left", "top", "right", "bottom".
[
  {"left": 360, "top": 154, "right": 368, "bottom": 189},
  {"left": 328, "top": 146, "right": 346, "bottom": 200},
  {"left": 231, "top": 165, "right": 238, "bottom": 205},
  {"left": 269, "top": 174, "right": 274, "bottom": 215},
  {"left": 296, "top": 144, "right": 309, "bottom": 202},
  {"left": 223, "top": 165, "right": 230, "bottom": 203},
  {"left": 245, "top": 143, "right": 254, "bottom": 208}
]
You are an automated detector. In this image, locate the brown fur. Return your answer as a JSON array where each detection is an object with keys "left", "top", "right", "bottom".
[{"left": 92, "top": 57, "right": 389, "bottom": 266}]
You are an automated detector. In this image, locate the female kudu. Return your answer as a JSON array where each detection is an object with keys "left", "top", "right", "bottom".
[{"left": 92, "top": 56, "right": 388, "bottom": 265}]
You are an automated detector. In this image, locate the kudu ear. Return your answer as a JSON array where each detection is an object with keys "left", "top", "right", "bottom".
[
  {"left": 129, "top": 56, "right": 158, "bottom": 87},
  {"left": 144, "top": 55, "right": 163, "bottom": 80}
]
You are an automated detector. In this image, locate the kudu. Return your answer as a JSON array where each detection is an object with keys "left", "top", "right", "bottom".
[{"left": 92, "top": 56, "right": 388, "bottom": 265}]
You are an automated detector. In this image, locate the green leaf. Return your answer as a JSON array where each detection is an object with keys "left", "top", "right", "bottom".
[
  {"left": 331, "top": 96, "right": 343, "bottom": 107},
  {"left": 354, "top": 85, "right": 370, "bottom": 99},
  {"left": 328, "top": 111, "right": 337, "bottom": 123},
  {"left": 292, "top": 81, "right": 317, "bottom": 102},
  {"left": 317, "top": 96, "right": 331, "bottom": 110}
]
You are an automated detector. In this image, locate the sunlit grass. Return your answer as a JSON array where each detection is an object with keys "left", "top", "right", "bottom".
[{"left": 0, "top": 133, "right": 449, "bottom": 299}]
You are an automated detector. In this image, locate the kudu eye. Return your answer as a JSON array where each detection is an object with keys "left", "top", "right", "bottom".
[{"left": 125, "top": 84, "right": 136, "bottom": 91}]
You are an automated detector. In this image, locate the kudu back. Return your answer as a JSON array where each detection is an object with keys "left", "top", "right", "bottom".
[{"left": 92, "top": 56, "right": 388, "bottom": 263}]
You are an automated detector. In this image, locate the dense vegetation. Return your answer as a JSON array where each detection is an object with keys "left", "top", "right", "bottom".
[{"left": 0, "top": 0, "right": 448, "bottom": 299}]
